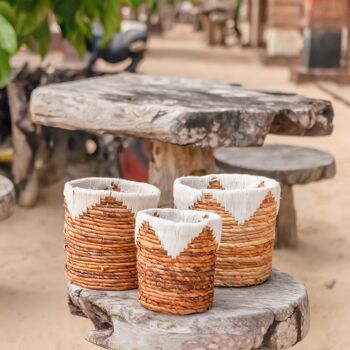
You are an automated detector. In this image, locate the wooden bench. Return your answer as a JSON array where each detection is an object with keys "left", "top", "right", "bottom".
[
  {"left": 0, "top": 175, "right": 15, "bottom": 221},
  {"left": 68, "top": 269, "right": 309, "bottom": 350},
  {"left": 215, "top": 144, "right": 336, "bottom": 248}
]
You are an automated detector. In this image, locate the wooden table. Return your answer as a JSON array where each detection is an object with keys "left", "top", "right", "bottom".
[
  {"left": 68, "top": 270, "right": 309, "bottom": 350},
  {"left": 30, "top": 73, "right": 334, "bottom": 205}
]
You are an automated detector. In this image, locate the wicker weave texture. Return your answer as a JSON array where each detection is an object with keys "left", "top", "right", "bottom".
[
  {"left": 191, "top": 179, "right": 277, "bottom": 287},
  {"left": 137, "top": 221, "right": 217, "bottom": 315},
  {"left": 65, "top": 197, "right": 138, "bottom": 290}
]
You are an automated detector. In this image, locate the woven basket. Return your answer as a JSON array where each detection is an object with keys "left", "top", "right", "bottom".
[
  {"left": 64, "top": 177, "right": 160, "bottom": 290},
  {"left": 135, "top": 208, "right": 222, "bottom": 315},
  {"left": 174, "top": 174, "right": 280, "bottom": 287}
]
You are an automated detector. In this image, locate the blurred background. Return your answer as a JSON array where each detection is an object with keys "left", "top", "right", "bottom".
[{"left": 0, "top": 0, "right": 349, "bottom": 349}]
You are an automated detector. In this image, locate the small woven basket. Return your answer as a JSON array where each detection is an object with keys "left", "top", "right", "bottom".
[
  {"left": 64, "top": 177, "right": 160, "bottom": 290},
  {"left": 135, "top": 208, "right": 222, "bottom": 315},
  {"left": 174, "top": 174, "right": 280, "bottom": 287}
]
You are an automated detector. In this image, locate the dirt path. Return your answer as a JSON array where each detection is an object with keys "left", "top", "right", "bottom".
[{"left": 1, "top": 24, "right": 349, "bottom": 349}]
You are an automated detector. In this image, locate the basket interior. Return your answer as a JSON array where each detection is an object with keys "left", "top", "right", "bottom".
[
  {"left": 67, "top": 177, "right": 158, "bottom": 195},
  {"left": 180, "top": 174, "right": 272, "bottom": 191},
  {"left": 142, "top": 209, "right": 213, "bottom": 225}
]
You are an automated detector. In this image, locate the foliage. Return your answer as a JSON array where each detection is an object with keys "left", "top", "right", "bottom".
[{"left": 0, "top": 0, "right": 157, "bottom": 87}]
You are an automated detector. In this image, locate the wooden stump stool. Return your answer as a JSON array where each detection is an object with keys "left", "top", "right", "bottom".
[
  {"left": 215, "top": 144, "right": 336, "bottom": 248},
  {"left": 68, "top": 270, "right": 309, "bottom": 350},
  {"left": 208, "top": 12, "right": 228, "bottom": 46},
  {"left": 0, "top": 175, "right": 15, "bottom": 221}
]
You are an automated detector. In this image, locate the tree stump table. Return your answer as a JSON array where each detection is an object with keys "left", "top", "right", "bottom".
[
  {"left": 215, "top": 144, "right": 336, "bottom": 248},
  {"left": 68, "top": 270, "right": 309, "bottom": 350},
  {"left": 30, "top": 73, "right": 334, "bottom": 206},
  {"left": 0, "top": 175, "right": 15, "bottom": 221}
]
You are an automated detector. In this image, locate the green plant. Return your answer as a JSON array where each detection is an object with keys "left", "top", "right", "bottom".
[{"left": 0, "top": 0, "right": 157, "bottom": 87}]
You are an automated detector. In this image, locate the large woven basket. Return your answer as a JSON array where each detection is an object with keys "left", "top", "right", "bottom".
[
  {"left": 174, "top": 174, "right": 280, "bottom": 287},
  {"left": 135, "top": 208, "right": 222, "bottom": 315},
  {"left": 64, "top": 177, "right": 160, "bottom": 290}
]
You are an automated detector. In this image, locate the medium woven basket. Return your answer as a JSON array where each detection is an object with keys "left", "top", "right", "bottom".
[
  {"left": 174, "top": 174, "right": 281, "bottom": 287},
  {"left": 135, "top": 208, "right": 222, "bottom": 315},
  {"left": 64, "top": 177, "right": 160, "bottom": 290}
]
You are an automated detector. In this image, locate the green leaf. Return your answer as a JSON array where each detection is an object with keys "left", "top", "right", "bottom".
[
  {"left": 0, "top": 50, "right": 11, "bottom": 87},
  {"left": 100, "top": 0, "right": 121, "bottom": 46},
  {"left": 75, "top": 7, "right": 93, "bottom": 38},
  {"left": 0, "top": 13, "right": 17, "bottom": 53},
  {"left": 32, "top": 17, "right": 51, "bottom": 58},
  {"left": 0, "top": 2, "right": 15, "bottom": 25},
  {"left": 83, "top": 0, "right": 98, "bottom": 19},
  {"left": 124, "top": 0, "right": 144, "bottom": 12},
  {"left": 16, "top": 0, "right": 50, "bottom": 36},
  {"left": 148, "top": 0, "right": 159, "bottom": 13}
]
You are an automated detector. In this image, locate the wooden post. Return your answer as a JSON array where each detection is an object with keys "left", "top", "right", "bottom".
[
  {"left": 148, "top": 141, "right": 216, "bottom": 207},
  {"left": 39, "top": 129, "right": 69, "bottom": 186},
  {"left": 347, "top": 29, "right": 350, "bottom": 70},
  {"left": 275, "top": 185, "right": 297, "bottom": 248},
  {"left": 7, "top": 82, "right": 41, "bottom": 207},
  {"left": 249, "top": 0, "right": 267, "bottom": 47}
]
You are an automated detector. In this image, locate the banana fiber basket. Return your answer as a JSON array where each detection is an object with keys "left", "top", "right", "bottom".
[
  {"left": 174, "top": 174, "right": 280, "bottom": 287},
  {"left": 64, "top": 177, "right": 160, "bottom": 290},
  {"left": 135, "top": 208, "right": 221, "bottom": 315}
]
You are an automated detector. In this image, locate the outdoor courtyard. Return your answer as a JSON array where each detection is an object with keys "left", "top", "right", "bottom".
[{"left": 1, "top": 24, "right": 349, "bottom": 349}]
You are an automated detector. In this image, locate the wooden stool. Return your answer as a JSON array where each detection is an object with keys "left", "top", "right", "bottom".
[
  {"left": 68, "top": 270, "right": 309, "bottom": 350},
  {"left": 215, "top": 144, "right": 336, "bottom": 248},
  {"left": 0, "top": 175, "right": 15, "bottom": 221},
  {"left": 208, "top": 11, "right": 228, "bottom": 46}
]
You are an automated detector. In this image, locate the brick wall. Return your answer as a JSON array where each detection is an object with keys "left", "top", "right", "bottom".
[
  {"left": 304, "top": 0, "right": 349, "bottom": 29},
  {"left": 266, "top": 0, "right": 305, "bottom": 29}
]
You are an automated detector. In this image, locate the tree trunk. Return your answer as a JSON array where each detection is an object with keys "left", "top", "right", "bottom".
[
  {"left": 7, "top": 82, "right": 41, "bottom": 207},
  {"left": 275, "top": 185, "right": 298, "bottom": 248},
  {"left": 39, "top": 128, "right": 69, "bottom": 186},
  {"left": 148, "top": 141, "right": 216, "bottom": 207}
]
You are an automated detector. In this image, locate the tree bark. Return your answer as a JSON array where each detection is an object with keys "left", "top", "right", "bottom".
[
  {"left": 148, "top": 141, "right": 216, "bottom": 207},
  {"left": 7, "top": 82, "right": 41, "bottom": 207},
  {"left": 39, "top": 128, "right": 69, "bottom": 186}
]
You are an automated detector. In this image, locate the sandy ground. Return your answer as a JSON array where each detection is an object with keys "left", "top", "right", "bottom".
[{"left": 1, "top": 24, "right": 350, "bottom": 349}]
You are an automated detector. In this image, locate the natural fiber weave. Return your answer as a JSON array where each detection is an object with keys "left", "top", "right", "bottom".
[
  {"left": 64, "top": 178, "right": 160, "bottom": 291},
  {"left": 136, "top": 209, "right": 221, "bottom": 315},
  {"left": 174, "top": 175, "right": 280, "bottom": 287}
]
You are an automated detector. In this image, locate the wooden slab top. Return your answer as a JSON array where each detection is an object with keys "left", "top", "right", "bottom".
[
  {"left": 68, "top": 270, "right": 309, "bottom": 350},
  {"left": 215, "top": 144, "right": 336, "bottom": 185},
  {"left": 30, "top": 73, "right": 333, "bottom": 147}
]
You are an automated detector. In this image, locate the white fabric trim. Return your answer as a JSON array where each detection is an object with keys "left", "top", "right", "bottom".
[
  {"left": 174, "top": 174, "right": 281, "bottom": 225},
  {"left": 64, "top": 177, "right": 160, "bottom": 218},
  {"left": 135, "top": 208, "right": 222, "bottom": 259}
]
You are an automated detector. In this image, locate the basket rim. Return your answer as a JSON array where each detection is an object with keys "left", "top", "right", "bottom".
[
  {"left": 136, "top": 208, "right": 221, "bottom": 227},
  {"left": 64, "top": 177, "right": 160, "bottom": 198},
  {"left": 135, "top": 208, "right": 222, "bottom": 258},
  {"left": 174, "top": 174, "right": 280, "bottom": 194}
]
